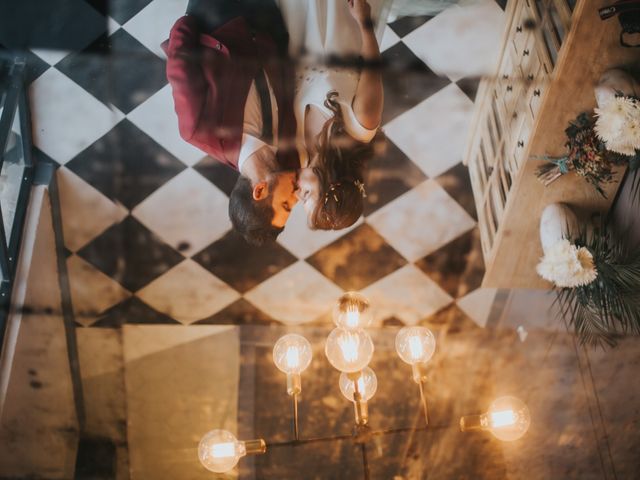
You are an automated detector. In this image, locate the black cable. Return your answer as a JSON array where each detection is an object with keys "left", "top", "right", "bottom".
[
  {"left": 566, "top": 320, "right": 609, "bottom": 480},
  {"left": 583, "top": 347, "right": 618, "bottom": 480},
  {"left": 361, "top": 443, "right": 370, "bottom": 480}
]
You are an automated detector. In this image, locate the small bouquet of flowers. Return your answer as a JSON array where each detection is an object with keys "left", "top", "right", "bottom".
[
  {"left": 537, "top": 203, "right": 640, "bottom": 347},
  {"left": 534, "top": 112, "right": 625, "bottom": 196},
  {"left": 535, "top": 69, "right": 640, "bottom": 198}
]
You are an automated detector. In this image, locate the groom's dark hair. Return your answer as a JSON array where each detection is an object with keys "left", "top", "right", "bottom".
[{"left": 229, "top": 175, "right": 283, "bottom": 246}]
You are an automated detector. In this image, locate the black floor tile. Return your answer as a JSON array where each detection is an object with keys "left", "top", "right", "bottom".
[
  {"left": 85, "top": 0, "right": 154, "bottom": 25},
  {"left": 55, "top": 29, "right": 167, "bottom": 113},
  {"left": 381, "top": 42, "right": 450, "bottom": 124},
  {"left": 388, "top": 15, "right": 432, "bottom": 37},
  {"left": 306, "top": 223, "right": 407, "bottom": 290},
  {"left": 192, "top": 230, "right": 297, "bottom": 293},
  {"left": 363, "top": 137, "right": 427, "bottom": 216},
  {"left": 193, "top": 156, "right": 240, "bottom": 197},
  {"left": 415, "top": 228, "right": 484, "bottom": 299},
  {"left": 435, "top": 162, "right": 477, "bottom": 221},
  {"left": 456, "top": 76, "right": 481, "bottom": 103},
  {"left": 195, "top": 298, "right": 282, "bottom": 325},
  {"left": 0, "top": 46, "right": 50, "bottom": 84},
  {"left": 77, "top": 216, "right": 185, "bottom": 292},
  {"left": 0, "top": 0, "right": 106, "bottom": 52},
  {"left": 94, "top": 296, "right": 179, "bottom": 326},
  {"left": 66, "top": 119, "right": 186, "bottom": 209}
]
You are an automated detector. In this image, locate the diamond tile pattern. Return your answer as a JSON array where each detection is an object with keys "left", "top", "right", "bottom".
[
  {"left": 244, "top": 261, "right": 343, "bottom": 325},
  {"left": 77, "top": 215, "right": 184, "bottom": 292},
  {"left": 132, "top": 169, "right": 231, "bottom": 256},
  {"left": 55, "top": 29, "right": 168, "bottom": 114},
  {"left": 193, "top": 230, "right": 297, "bottom": 294},
  {"left": 66, "top": 119, "right": 186, "bottom": 209},
  {"left": 306, "top": 223, "right": 407, "bottom": 291},
  {"left": 26, "top": 0, "right": 506, "bottom": 327},
  {"left": 137, "top": 259, "right": 240, "bottom": 324}
]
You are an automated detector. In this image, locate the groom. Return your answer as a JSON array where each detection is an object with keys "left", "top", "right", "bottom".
[{"left": 164, "top": 0, "right": 299, "bottom": 245}]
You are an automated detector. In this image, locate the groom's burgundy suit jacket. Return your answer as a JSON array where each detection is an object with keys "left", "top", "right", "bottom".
[{"left": 163, "top": 15, "right": 298, "bottom": 171}]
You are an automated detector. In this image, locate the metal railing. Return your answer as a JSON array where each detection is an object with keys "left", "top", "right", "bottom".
[{"left": 0, "top": 57, "right": 35, "bottom": 347}]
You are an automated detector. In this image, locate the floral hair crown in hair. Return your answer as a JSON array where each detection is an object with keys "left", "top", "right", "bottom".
[
  {"left": 354, "top": 180, "right": 367, "bottom": 198},
  {"left": 324, "top": 183, "right": 342, "bottom": 205}
]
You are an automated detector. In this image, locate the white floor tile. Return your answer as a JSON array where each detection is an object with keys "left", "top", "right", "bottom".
[
  {"left": 362, "top": 264, "right": 453, "bottom": 326},
  {"left": 380, "top": 25, "right": 401, "bottom": 52},
  {"left": 122, "top": 0, "right": 189, "bottom": 59},
  {"left": 136, "top": 259, "right": 240, "bottom": 324},
  {"left": 30, "top": 69, "right": 122, "bottom": 164},
  {"left": 244, "top": 261, "right": 343, "bottom": 325},
  {"left": 367, "top": 179, "right": 475, "bottom": 262},
  {"left": 67, "top": 254, "right": 131, "bottom": 326},
  {"left": 456, "top": 287, "right": 498, "bottom": 328},
  {"left": 385, "top": 83, "right": 475, "bottom": 178},
  {"left": 127, "top": 85, "right": 206, "bottom": 166},
  {"left": 132, "top": 168, "right": 231, "bottom": 257},
  {"left": 403, "top": 0, "right": 504, "bottom": 82},
  {"left": 57, "top": 167, "right": 128, "bottom": 252},
  {"left": 31, "top": 49, "right": 69, "bottom": 66},
  {"left": 277, "top": 203, "right": 363, "bottom": 259}
]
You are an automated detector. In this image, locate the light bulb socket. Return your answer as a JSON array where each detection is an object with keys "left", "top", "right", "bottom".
[
  {"left": 459, "top": 414, "right": 484, "bottom": 432},
  {"left": 286, "top": 373, "right": 302, "bottom": 396},
  {"left": 243, "top": 439, "right": 267, "bottom": 455},
  {"left": 354, "top": 399, "right": 369, "bottom": 426},
  {"left": 411, "top": 363, "right": 428, "bottom": 384}
]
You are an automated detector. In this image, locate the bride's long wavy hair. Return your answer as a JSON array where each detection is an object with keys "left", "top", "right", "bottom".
[{"left": 309, "top": 91, "right": 382, "bottom": 230}]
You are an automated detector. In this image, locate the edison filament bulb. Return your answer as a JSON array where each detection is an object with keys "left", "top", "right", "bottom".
[
  {"left": 460, "top": 396, "right": 531, "bottom": 441},
  {"left": 395, "top": 326, "right": 436, "bottom": 365},
  {"left": 198, "top": 429, "right": 245, "bottom": 473},
  {"left": 325, "top": 328, "right": 374, "bottom": 373},
  {"left": 273, "top": 334, "right": 312, "bottom": 374},
  {"left": 339, "top": 367, "right": 378, "bottom": 403},
  {"left": 333, "top": 292, "right": 373, "bottom": 329}
]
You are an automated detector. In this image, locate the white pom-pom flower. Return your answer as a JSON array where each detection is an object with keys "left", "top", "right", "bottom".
[
  {"left": 536, "top": 239, "right": 598, "bottom": 288},
  {"left": 594, "top": 96, "right": 640, "bottom": 155}
]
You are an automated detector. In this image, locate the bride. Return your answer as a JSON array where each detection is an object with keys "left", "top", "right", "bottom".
[{"left": 278, "top": 0, "right": 390, "bottom": 230}]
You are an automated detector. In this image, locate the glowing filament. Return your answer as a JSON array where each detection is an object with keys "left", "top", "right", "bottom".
[
  {"left": 338, "top": 332, "right": 359, "bottom": 362},
  {"left": 345, "top": 307, "right": 360, "bottom": 328},
  {"left": 211, "top": 442, "right": 235, "bottom": 459},
  {"left": 490, "top": 410, "right": 516, "bottom": 428},
  {"left": 285, "top": 346, "right": 300, "bottom": 368},
  {"left": 408, "top": 336, "right": 424, "bottom": 360}
]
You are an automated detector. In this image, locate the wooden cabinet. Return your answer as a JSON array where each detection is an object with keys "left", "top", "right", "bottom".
[{"left": 464, "top": 0, "right": 636, "bottom": 288}]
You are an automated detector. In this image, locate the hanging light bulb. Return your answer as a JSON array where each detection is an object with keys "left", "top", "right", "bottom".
[
  {"left": 395, "top": 326, "right": 436, "bottom": 425},
  {"left": 325, "top": 328, "right": 374, "bottom": 373},
  {"left": 339, "top": 367, "right": 378, "bottom": 426},
  {"left": 273, "top": 334, "right": 312, "bottom": 395},
  {"left": 198, "top": 429, "right": 266, "bottom": 473},
  {"left": 460, "top": 396, "right": 531, "bottom": 441},
  {"left": 339, "top": 367, "right": 378, "bottom": 402},
  {"left": 395, "top": 326, "right": 436, "bottom": 366},
  {"left": 273, "top": 334, "right": 312, "bottom": 441},
  {"left": 333, "top": 292, "right": 373, "bottom": 329}
]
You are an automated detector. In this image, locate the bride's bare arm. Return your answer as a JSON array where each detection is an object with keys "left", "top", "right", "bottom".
[{"left": 350, "top": 0, "right": 383, "bottom": 130}]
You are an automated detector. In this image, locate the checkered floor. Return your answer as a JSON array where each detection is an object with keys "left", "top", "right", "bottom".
[{"left": 22, "top": 0, "right": 506, "bottom": 329}]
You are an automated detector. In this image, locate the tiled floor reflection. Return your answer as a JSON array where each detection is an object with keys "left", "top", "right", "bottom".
[{"left": 26, "top": 0, "right": 505, "bottom": 329}]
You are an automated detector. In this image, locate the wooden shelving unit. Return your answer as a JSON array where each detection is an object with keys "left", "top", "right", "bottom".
[{"left": 464, "top": 0, "right": 638, "bottom": 288}]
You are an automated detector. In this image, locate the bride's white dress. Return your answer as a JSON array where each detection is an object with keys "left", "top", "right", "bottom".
[{"left": 277, "top": 0, "right": 391, "bottom": 166}]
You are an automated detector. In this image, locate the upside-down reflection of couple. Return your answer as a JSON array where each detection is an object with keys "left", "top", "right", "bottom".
[{"left": 164, "top": 0, "right": 388, "bottom": 245}]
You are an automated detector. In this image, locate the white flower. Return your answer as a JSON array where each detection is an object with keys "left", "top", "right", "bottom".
[
  {"left": 536, "top": 239, "right": 598, "bottom": 288},
  {"left": 594, "top": 96, "right": 640, "bottom": 155}
]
